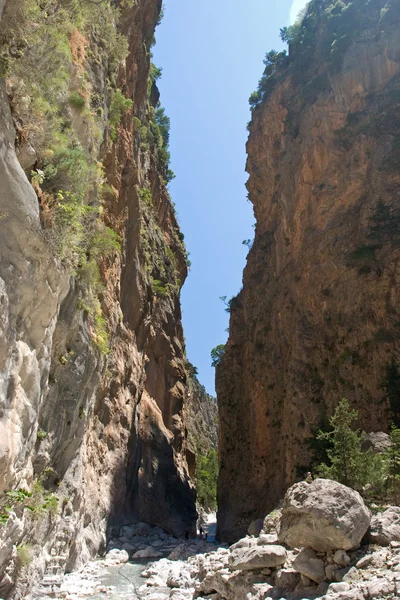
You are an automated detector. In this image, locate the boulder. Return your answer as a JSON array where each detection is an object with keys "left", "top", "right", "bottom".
[
  {"left": 248, "top": 518, "right": 264, "bottom": 537},
  {"left": 258, "top": 533, "right": 279, "bottom": 545},
  {"left": 362, "top": 432, "right": 391, "bottom": 454},
  {"left": 230, "top": 536, "right": 258, "bottom": 551},
  {"left": 368, "top": 507, "right": 400, "bottom": 546},
  {"left": 228, "top": 544, "right": 287, "bottom": 570},
  {"left": 132, "top": 546, "right": 163, "bottom": 559},
  {"left": 274, "top": 568, "right": 300, "bottom": 589},
  {"left": 104, "top": 549, "right": 129, "bottom": 565},
  {"left": 333, "top": 549, "right": 351, "bottom": 567},
  {"left": 367, "top": 577, "right": 396, "bottom": 598},
  {"left": 329, "top": 582, "right": 351, "bottom": 593},
  {"left": 292, "top": 548, "right": 325, "bottom": 584},
  {"left": 278, "top": 479, "right": 371, "bottom": 551},
  {"left": 263, "top": 509, "right": 282, "bottom": 534}
]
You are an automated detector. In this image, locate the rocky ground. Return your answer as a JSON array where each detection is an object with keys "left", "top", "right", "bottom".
[{"left": 30, "top": 480, "right": 400, "bottom": 600}]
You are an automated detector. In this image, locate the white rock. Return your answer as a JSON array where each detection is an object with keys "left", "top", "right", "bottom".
[
  {"left": 328, "top": 582, "right": 350, "bottom": 593},
  {"left": 333, "top": 549, "right": 351, "bottom": 567},
  {"left": 356, "top": 554, "right": 372, "bottom": 569},
  {"left": 132, "top": 546, "right": 163, "bottom": 559},
  {"left": 367, "top": 577, "right": 396, "bottom": 598},
  {"left": 228, "top": 544, "right": 287, "bottom": 570},
  {"left": 230, "top": 536, "right": 258, "bottom": 551},
  {"left": 104, "top": 549, "right": 129, "bottom": 565},
  {"left": 369, "top": 507, "right": 400, "bottom": 546},
  {"left": 258, "top": 533, "right": 279, "bottom": 545},
  {"left": 274, "top": 568, "right": 300, "bottom": 588},
  {"left": 279, "top": 479, "right": 371, "bottom": 551},
  {"left": 325, "top": 564, "right": 338, "bottom": 581},
  {"left": 292, "top": 548, "right": 326, "bottom": 584}
]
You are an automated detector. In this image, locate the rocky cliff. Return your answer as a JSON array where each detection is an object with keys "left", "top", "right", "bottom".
[
  {"left": 217, "top": 0, "right": 400, "bottom": 543},
  {"left": 0, "top": 1, "right": 197, "bottom": 597}
]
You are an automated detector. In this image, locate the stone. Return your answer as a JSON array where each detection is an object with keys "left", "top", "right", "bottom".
[
  {"left": 367, "top": 577, "right": 396, "bottom": 598},
  {"left": 329, "top": 582, "right": 350, "bottom": 593},
  {"left": 274, "top": 568, "right": 300, "bottom": 588},
  {"left": 263, "top": 510, "right": 282, "bottom": 535},
  {"left": 333, "top": 549, "right": 351, "bottom": 567},
  {"left": 132, "top": 546, "right": 163, "bottom": 559},
  {"left": 248, "top": 518, "right": 264, "bottom": 537},
  {"left": 369, "top": 507, "right": 400, "bottom": 546},
  {"left": 228, "top": 544, "right": 287, "bottom": 570},
  {"left": 325, "top": 564, "right": 338, "bottom": 581},
  {"left": 292, "top": 548, "right": 326, "bottom": 584},
  {"left": 278, "top": 479, "right": 371, "bottom": 551},
  {"left": 334, "top": 566, "right": 350, "bottom": 582},
  {"left": 362, "top": 432, "right": 391, "bottom": 454},
  {"left": 250, "top": 583, "right": 274, "bottom": 599},
  {"left": 169, "top": 590, "right": 195, "bottom": 600},
  {"left": 230, "top": 537, "right": 258, "bottom": 551},
  {"left": 104, "top": 549, "right": 129, "bottom": 565},
  {"left": 16, "top": 142, "right": 37, "bottom": 171},
  {"left": 356, "top": 554, "right": 372, "bottom": 569},
  {"left": 342, "top": 567, "right": 358, "bottom": 584},
  {"left": 258, "top": 533, "right": 279, "bottom": 545}
]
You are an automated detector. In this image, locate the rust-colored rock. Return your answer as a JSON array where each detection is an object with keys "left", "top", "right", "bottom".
[
  {"left": 0, "top": 0, "right": 197, "bottom": 596},
  {"left": 217, "top": 0, "right": 400, "bottom": 543}
]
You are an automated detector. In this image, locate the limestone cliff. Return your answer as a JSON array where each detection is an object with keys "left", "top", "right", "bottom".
[
  {"left": 217, "top": 0, "right": 400, "bottom": 543},
  {"left": 0, "top": 1, "right": 197, "bottom": 597}
]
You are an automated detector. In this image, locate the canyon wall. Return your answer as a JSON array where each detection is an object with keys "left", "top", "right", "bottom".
[
  {"left": 217, "top": 0, "right": 400, "bottom": 543},
  {"left": 0, "top": 1, "right": 197, "bottom": 597}
]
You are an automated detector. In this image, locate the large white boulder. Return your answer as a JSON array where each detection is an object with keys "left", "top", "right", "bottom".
[
  {"left": 228, "top": 544, "right": 287, "bottom": 570},
  {"left": 278, "top": 479, "right": 371, "bottom": 551}
]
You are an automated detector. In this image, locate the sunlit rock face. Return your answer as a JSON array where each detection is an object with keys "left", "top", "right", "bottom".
[
  {"left": 217, "top": 0, "right": 400, "bottom": 543},
  {"left": 0, "top": 0, "right": 197, "bottom": 596}
]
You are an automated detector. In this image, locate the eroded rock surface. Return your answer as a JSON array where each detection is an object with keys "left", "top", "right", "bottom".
[
  {"left": 278, "top": 479, "right": 371, "bottom": 551},
  {"left": 217, "top": 0, "right": 400, "bottom": 542},
  {"left": 0, "top": 0, "right": 198, "bottom": 597}
]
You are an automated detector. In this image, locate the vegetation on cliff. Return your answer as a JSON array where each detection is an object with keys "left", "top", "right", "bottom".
[{"left": 250, "top": 0, "right": 400, "bottom": 109}]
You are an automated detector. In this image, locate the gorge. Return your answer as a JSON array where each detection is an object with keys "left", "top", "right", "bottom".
[{"left": 0, "top": 0, "right": 399, "bottom": 599}]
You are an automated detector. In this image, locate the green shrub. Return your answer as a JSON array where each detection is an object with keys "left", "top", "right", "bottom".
[
  {"left": 316, "top": 398, "right": 385, "bottom": 494},
  {"left": 37, "top": 429, "right": 47, "bottom": 441},
  {"left": 138, "top": 187, "right": 153, "bottom": 207},
  {"left": 16, "top": 544, "right": 32, "bottom": 567},
  {"left": 196, "top": 449, "right": 218, "bottom": 511},
  {"left": 109, "top": 90, "right": 133, "bottom": 140},
  {"left": 211, "top": 344, "right": 226, "bottom": 368},
  {"left": 152, "top": 278, "right": 168, "bottom": 298},
  {"left": 68, "top": 91, "right": 86, "bottom": 112}
]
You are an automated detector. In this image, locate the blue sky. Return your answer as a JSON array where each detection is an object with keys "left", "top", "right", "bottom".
[{"left": 153, "top": 0, "right": 308, "bottom": 394}]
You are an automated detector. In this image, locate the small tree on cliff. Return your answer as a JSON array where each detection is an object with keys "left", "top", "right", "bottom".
[
  {"left": 211, "top": 345, "right": 225, "bottom": 368},
  {"left": 317, "top": 398, "right": 384, "bottom": 493}
]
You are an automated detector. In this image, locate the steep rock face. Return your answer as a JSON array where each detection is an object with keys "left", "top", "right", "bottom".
[
  {"left": 217, "top": 0, "right": 400, "bottom": 543},
  {"left": 0, "top": 0, "right": 196, "bottom": 597}
]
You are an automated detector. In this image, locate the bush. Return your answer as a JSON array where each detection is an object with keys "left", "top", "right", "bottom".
[
  {"left": 211, "top": 345, "right": 225, "bottom": 368},
  {"left": 68, "top": 91, "right": 86, "bottom": 112},
  {"left": 109, "top": 90, "right": 133, "bottom": 140},
  {"left": 316, "top": 398, "right": 385, "bottom": 494},
  {"left": 16, "top": 544, "right": 32, "bottom": 567},
  {"left": 196, "top": 449, "right": 218, "bottom": 511}
]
